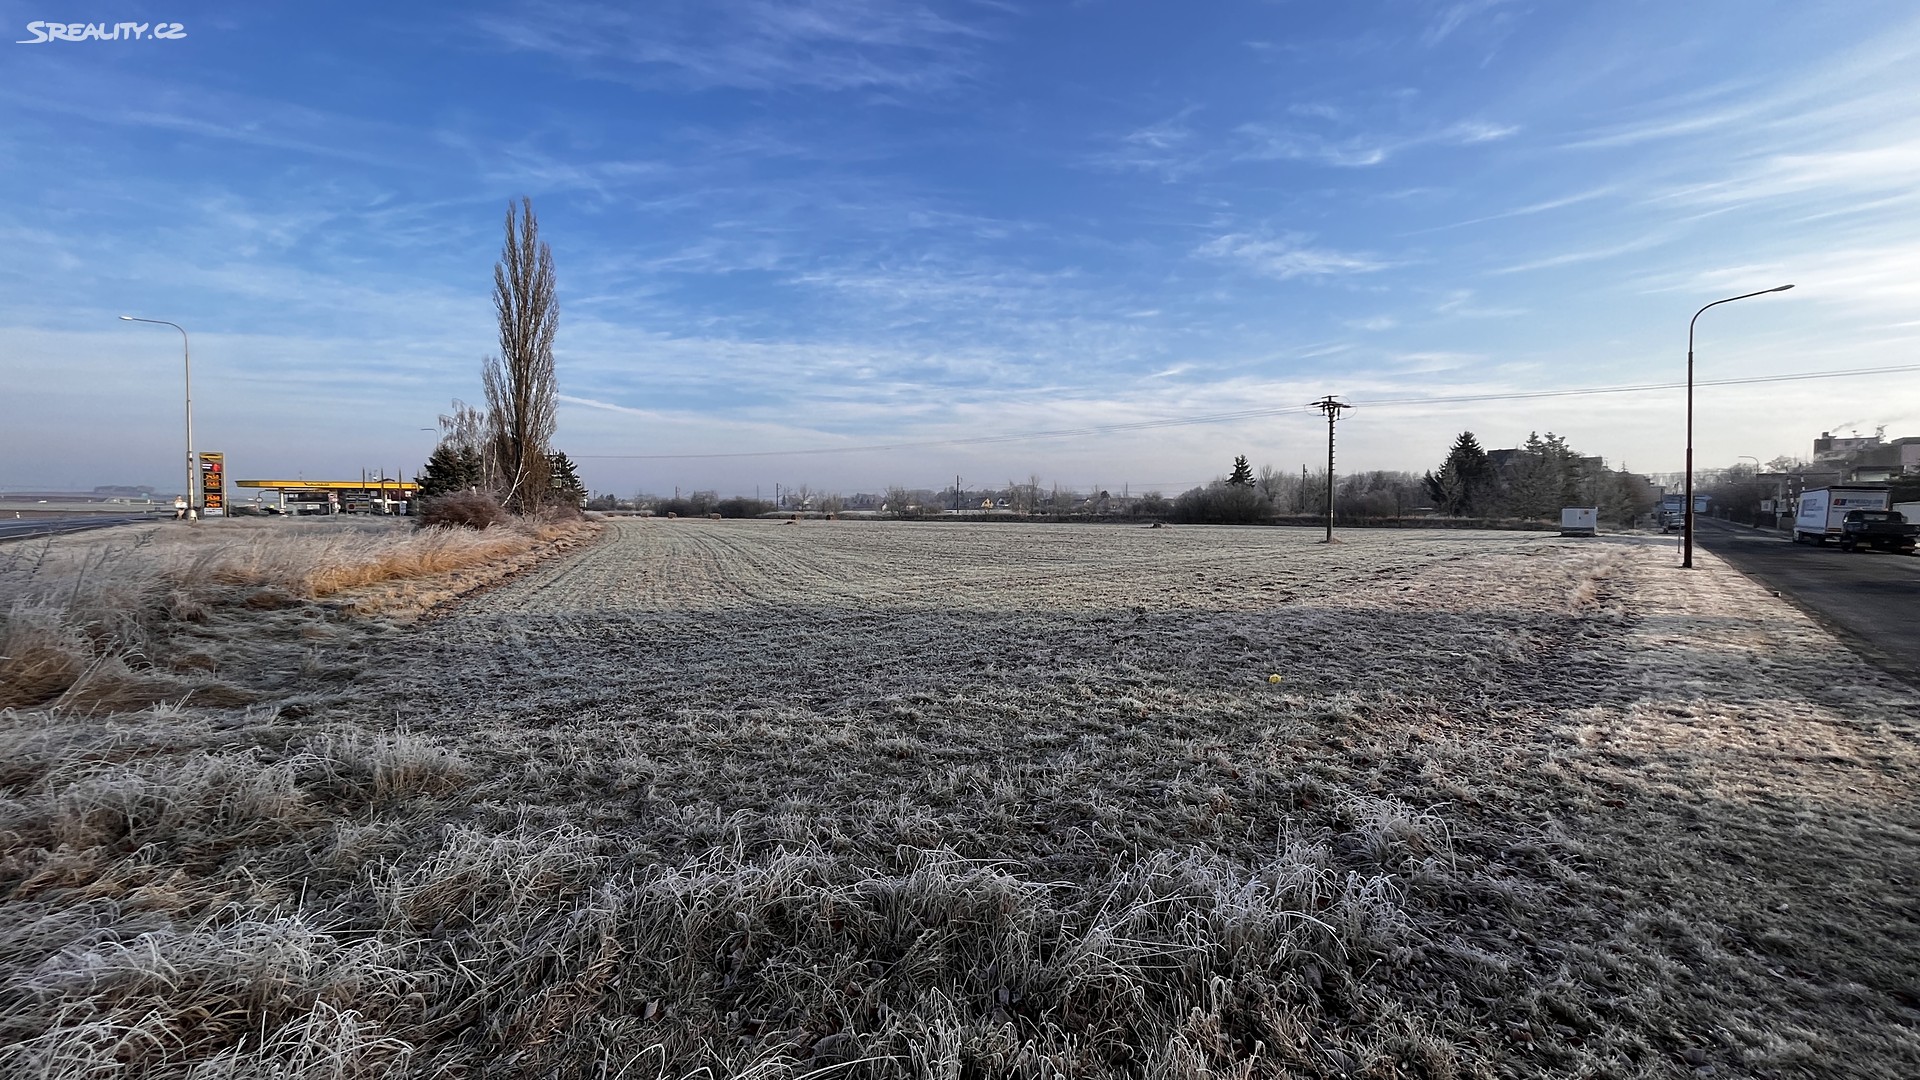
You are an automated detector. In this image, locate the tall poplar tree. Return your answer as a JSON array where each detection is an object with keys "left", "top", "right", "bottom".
[{"left": 483, "top": 197, "right": 559, "bottom": 513}]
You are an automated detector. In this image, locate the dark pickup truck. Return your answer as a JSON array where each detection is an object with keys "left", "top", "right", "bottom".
[{"left": 1838, "top": 509, "right": 1918, "bottom": 554}]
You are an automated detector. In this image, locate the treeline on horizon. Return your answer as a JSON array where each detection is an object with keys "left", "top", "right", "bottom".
[{"left": 594, "top": 431, "right": 1662, "bottom": 527}]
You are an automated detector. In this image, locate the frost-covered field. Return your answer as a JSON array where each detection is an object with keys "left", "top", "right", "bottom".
[{"left": 4, "top": 518, "right": 1917, "bottom": 1078}]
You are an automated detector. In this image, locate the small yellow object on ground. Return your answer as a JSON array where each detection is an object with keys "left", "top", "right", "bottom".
[{"left": 1268, "top": 674, "right": 1283, "bottom": 683}]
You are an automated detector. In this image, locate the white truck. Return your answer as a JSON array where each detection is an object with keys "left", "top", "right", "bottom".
[
  {"left": 1658, "top": 492, "right": 1710, "bottom": 532},
  {"left": 1793, "top": 485, "right": 1891, "bottom": 544}
]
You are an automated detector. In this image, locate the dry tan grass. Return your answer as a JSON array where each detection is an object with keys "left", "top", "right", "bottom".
[
  {"left": 2, "top": 519, "right": 1916, "bottom": 1078},
  {"left": 0, "top": 516, "right": 597, "bottom": 713}
]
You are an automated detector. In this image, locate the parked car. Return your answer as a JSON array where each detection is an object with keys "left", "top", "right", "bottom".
[{"left": 1837, "top": 509, "right": 1918, "bottom": 554}]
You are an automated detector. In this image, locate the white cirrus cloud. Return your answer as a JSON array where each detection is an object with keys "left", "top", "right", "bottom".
[
  {"left": 1087, "top": 108, "right": 1209, "bottom": 180},
  {"left": 1236, "top": 115, "right": 1517, "bottom": 168},
  {"left": 1198, "top": 233, "right": 1396, "bottom": 280},
  {"left": 1489, "top": 234, "right": 1665, "bottom": 275},
  {"left": 472, "top": 0, "right": 995, "bottom": 94},
  {"left": 1422, "top": 0, "right": 1519, "bottom": 48}
]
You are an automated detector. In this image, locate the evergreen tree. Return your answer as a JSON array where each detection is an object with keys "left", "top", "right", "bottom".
[
  {"left": 548, "top": 450, "right": 585, "bottom": 501},
  {"left": 1226, "top": 454, "right": 1255, "bottom": 487},
  {"left": 417, "top": 443, "right": 484, "bottom": 499},
  {"left": 1505, "top": 432, "right": 1559, "bottom": 520},
  {"left": 1501, "top": 432, "right": 1588, "bottom": 520},
  {"left": 1424, "top": 432, "right": 1491, "bottom": 516}
]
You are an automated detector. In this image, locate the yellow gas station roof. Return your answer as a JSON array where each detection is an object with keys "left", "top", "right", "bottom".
[{"left": 235, "top": 480, "right": 418, "bottom": 491}]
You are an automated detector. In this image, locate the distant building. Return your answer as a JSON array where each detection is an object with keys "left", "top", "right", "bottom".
[
  {"left": 1799, "top": 428, "right": 1920, "bottom": 483},
  {"left": 1813, "top": 429, "right": 1885, "bottom": 460},
  {"left": 1845, "top": 445, "right": 1904, "bottom": 482},
  {"left": 1742, "top": 427, "right": 1920, "bottom": 526}
]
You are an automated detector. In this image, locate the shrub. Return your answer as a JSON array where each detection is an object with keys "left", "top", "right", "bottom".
[
  {"left": 713, "top": 496, "right": 774, "bottom": 518},
  {"left": 417, "top": 492, "right": 508, "bottom": 530},
  {"left": 529, "top": 500, "right": 584, "bottom": 523},
  {"left": 1171, "top": 482, "right": 1272, "bottom": 525}
]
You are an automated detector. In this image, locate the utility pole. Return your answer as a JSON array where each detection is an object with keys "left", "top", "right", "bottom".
[
  {"left": 953, "top": 474, "right": 962, "bottom": 513},
  {"left": 1311, "top": 396, "right": 1351, "bottom": 543}
]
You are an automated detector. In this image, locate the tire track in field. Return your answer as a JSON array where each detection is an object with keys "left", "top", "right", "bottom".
[
  {"left": 458, "top": 523, "right": 615, "bottom": 614},
  {"left": 456, "top": 519, "right": 749, "bottom": 615}
]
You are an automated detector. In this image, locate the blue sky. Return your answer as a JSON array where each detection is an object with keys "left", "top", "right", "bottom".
[{"left": 4, "top": 1, "right": 1919, "bottom": 498}]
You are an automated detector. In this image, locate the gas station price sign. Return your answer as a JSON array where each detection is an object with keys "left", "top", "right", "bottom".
[{"left": 199, "top": 452, "right": 225, "bottom": 513}]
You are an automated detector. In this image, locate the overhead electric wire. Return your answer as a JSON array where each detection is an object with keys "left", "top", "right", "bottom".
[{"left": 573, "top": 362, "right": 1920, "bottom": 461}]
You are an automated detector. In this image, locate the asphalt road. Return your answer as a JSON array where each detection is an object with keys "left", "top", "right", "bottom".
[
  {"left": 0, "top": 515, "right": 154, "bottom": 544},
  {"left": 1693, "top": 517, "right": 1920, "bottom": 684}
]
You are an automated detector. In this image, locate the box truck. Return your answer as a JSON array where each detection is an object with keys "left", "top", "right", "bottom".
[
  {"left": 1658, "top": 493, "right": 1710, "bottom": 532},
  {"left": 1793, "top": 486, "right": 1891, "bottom": 544}
]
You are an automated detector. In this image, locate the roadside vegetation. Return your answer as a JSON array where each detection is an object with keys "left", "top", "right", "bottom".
[{"left": 0, "top": 516, "right": 593, "bottom": 715}]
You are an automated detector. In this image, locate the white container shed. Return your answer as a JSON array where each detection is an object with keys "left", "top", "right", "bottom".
[{"left": 1560, "top": 507, "right": 1598, "bottom": 536}]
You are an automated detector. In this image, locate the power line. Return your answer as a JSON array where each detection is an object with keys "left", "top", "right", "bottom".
[
  {"left": 1346, "top": 363, "right": 1920, "bottom": 407},
  {"left": 573, "top": 362, "right": 1920, "bottom": 461}
]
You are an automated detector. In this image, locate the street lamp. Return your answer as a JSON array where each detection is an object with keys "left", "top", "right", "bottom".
[
  {"left": 1684, "top": 285, "right": 1793, "bottom": 568},
  {"left": 120, "top": 316, "right": 194, "bottom": 517},
  {"left": 1738, "top": 455, "right": 1762, "bottom": 527}
]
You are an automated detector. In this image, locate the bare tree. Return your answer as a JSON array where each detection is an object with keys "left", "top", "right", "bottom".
[
  {"left": 436, "top": 399, "right": 493, "bottom": 489},
  {"left": 1255, "top": 463, "right": 1286, "bottom": 504},
  {"left": 884, "top": 486, "right": 917, "bottom": 519},
  {"left": 1012, "top": 473, "right": 1043, "bottom": 515},
  {"left": 483, "top": 197, "right": 559, "bottom": 513}
]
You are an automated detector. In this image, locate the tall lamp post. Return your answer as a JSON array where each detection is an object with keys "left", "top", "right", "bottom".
[
  {"left": 1684, "top": 285, "right": 1793, "bottom": 568},
  {"left": 1737, "top": 454, "right": 1761, "bottom": 527},
  {"left": 120, "top": 316, "right": 194, "bottom": 515}
]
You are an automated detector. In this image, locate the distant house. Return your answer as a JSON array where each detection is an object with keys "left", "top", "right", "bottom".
[{"left": 1485, "top": 448, "right": 1523, "bottom": 470}]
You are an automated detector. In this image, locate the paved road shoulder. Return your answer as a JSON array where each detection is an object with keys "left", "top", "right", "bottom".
[
  {"left": 1694, "top": 518, "right": 1920, "bottom": 686},
  {"left": 0, "top": 515, "right": 154, "bottom": 544}
]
